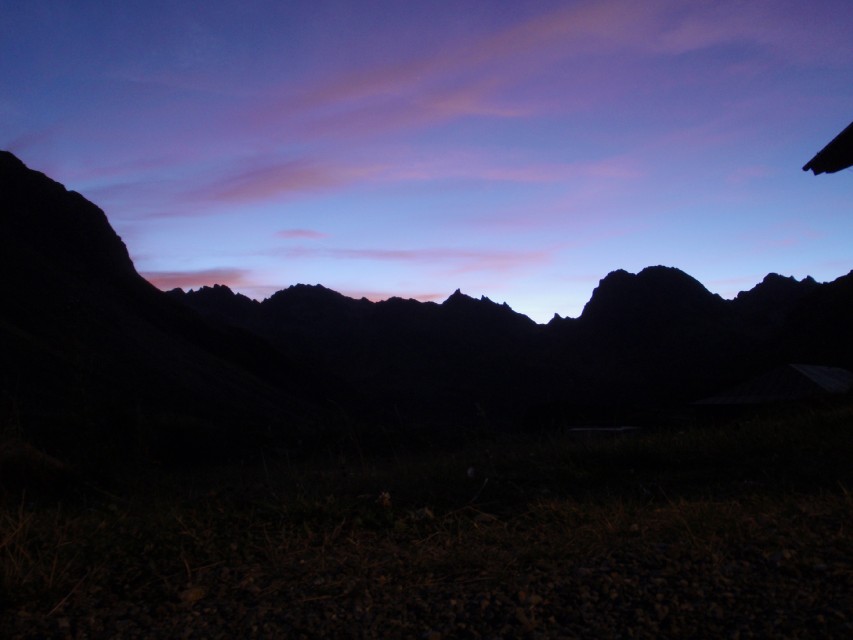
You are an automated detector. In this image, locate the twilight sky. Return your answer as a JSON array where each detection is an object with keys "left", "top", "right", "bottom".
[{"left": 2, "top": 1, "right": 851, "bottom": 323}]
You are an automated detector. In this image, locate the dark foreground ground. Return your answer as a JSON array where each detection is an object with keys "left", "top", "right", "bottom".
[{"left": 1, "top": 402, "right": 851, "bottom": 639}]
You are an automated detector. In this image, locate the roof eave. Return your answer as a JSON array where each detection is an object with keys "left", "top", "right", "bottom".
[{"left": 803, "top": 120, "right": 853, "bottom": 175}]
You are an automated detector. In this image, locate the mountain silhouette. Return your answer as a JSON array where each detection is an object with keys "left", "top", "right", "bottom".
[
  {"left": 3, "top": 150, "right": 852, "bottom": 465},
  {"left": 577, "top": 266, "right": 728, "bottom": 339},
  {"left": 168, "top": 284, "right": 543, "bottom": 426},
  {"left": 0, "top": 151, "right": 342, "bottom": 465},
  {"left": 731, "top": 273, "right": 819, "bottom": 326},
  {"left": 174, "top": 266, "right": 853, "bottom": 425}
]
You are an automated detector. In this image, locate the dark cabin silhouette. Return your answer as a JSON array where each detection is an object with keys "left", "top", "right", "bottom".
[{"left": 803, "top": 120, "right": 853, "bottom": 174}]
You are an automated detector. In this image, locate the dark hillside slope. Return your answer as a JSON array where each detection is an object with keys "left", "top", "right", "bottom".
[{"left": 0, "top": 151, "right": 334, "bottom": 462}]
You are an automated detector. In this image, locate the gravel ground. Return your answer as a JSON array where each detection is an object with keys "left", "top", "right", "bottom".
[{"left": 3, "top": 497, "right": 850, "bottom": 639}]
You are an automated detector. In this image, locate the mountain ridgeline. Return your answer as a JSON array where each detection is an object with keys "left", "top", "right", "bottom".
[
  {"left": 2, "top": 150, "right": 852, "bottom": 462},
  {"left": 168, "top": 268, "right": 853, "bottom": 425}
]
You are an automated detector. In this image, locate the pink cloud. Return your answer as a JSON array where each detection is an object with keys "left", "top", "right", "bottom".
[
  {"left": 367, "top": 149, "right": 645, "bottom": 186},
  {"left": 405, "top": 150, "right": 634, "bottom": 186},
  {"left": 251, "top": 0, "right": 846, "bottom": 150},
  {"left": 4, "top": 127, "right": 63, "bottom": 159},
  {"left": 180, "top": 147, "right": 645, "bottom": 213},
  {"left": 652, "top": 1, "right": 853, "bottom": 65},
  {"left": 27, "top": 2, "right": 840, "bottom": 230},
  {"left": 737, "top": 222, "right": 823, "bottom": 254},
  {"left": 181, "top": 157, "right": 358, "bottom": 208},
  {"left": 93, "top": 148, "right": 645, "bottom": 220},
  {"left": 141, "top": 268, "right": 251, "bottom": 291},
  {"left": 276, "top": 228, "right": 328, "bottom": 240},
  {"left": 726, "top": 164, "right": 774, "bottom": 185},
  {"left": 278, "top": 246, "right": 553, "bottom": 276},
  {"left": 112, "top": 2, "right": 831, "bottom": 214},
  {"left": 336, "top": 289, "right": 446, "bottom": 304},
  {"left": 249, "top": 4, "right": 659, "bottom": 141},
  {"left": 200, "top": 159, "right": 358, "bottom": 203},
  {"left": 249, "top": 13, "right": 568, "bottom": 148},
  {"left": 271, "top": 28, "right": 533, "bottom": 124},
  {"left": 440, "top": 249, "right": 553, "bottom": 277},
  {"left": 285, "top": 81, "right": 530, "bottom": 145},
  {"left": 419, "top": 81, "right": 534, "bottom": 120},
  {"left": 64, "top": 151, "right": 193, "bottom": 184}
]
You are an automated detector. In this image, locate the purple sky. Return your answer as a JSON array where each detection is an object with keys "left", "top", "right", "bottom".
[{"left": 2, "top": 1, "right": 852, "bottom": 322}]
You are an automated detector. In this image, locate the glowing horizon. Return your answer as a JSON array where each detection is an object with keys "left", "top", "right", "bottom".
[{"left": 2, "top": 1, "right": 851, "bottom": 322}]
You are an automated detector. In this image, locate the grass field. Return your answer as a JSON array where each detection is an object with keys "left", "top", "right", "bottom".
[{"left": 2, "top": 400, "right": 851, "bottom": 637}]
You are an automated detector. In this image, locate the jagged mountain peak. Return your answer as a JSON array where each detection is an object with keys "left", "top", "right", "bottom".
[
  {"left": 735, "top": 272, "right": 819, "bottom": 302},
  {"left": 732, "top": 272, "right": 822, "bottom": 324},
  {"left": 443, "top": 288, "right": 469, "bottom": 303},
  {"left": 167, "top": 284, "right": 260, "bottom": 324},
  {"left": 267, "top": 283, "right": 354, "bottom": 303},
  {"left": 260, "top": 283, "right": 372, "bottom": 324},
  {"left": 181, "top": 283, "right": 246, "bottom": 300},
  {"left": 442, "top": 289, "right": 514, "bottom": 310},
  {"left": 440, "top": 288, "right": 535, "bottom": 329}
]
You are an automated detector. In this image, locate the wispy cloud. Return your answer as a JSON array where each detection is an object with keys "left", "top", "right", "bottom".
[
  {"left": 174, "top": 147, "right": 646, "bottom": 213},
  {"left": 249, "top": 3, "right": 624, "bottom": 128},
  {"left": 738, "top": 221, "right": 823, "bottom": 254},
  {"left": 70, "top": 148, "right": 645, "bottom": 221},
  {"left": 248, "top": 0, "right": 846, "bottom": 152},
  {"left": 651, "top": 1, "right": 853, "bottom": 64},
  {"left": 277, "top": 228, "right": 328, "bottom": 240},
  {"left": 249, "top": 4, "right": 647, "bottom": 141},
  {"left": 378, "top": 152, "right": 645, "bottom": 184},
  {"left": 726, "top": 164, "right": 774, "bottom": 184},
  {"left": 197, "top": 158, "right": 367, "bottom": 203},
  {"left": 4, "top": 127, "right": 62, "bottom": 159},
  {"left": 277, "top": 246, "right": 553, "bottom": 276}
]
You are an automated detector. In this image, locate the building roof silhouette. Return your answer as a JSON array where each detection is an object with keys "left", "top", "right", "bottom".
[
  {"left": 803, "top": 120, "right": 853, "bottom": 175},
  {"left": 697, "top": 364, "right": 853, "bottom": 405}
]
